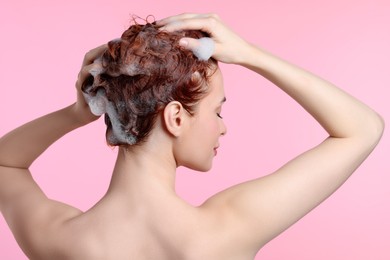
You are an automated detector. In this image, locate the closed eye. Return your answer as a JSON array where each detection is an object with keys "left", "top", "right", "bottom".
[{"left": 217, "top": 97, "right": 226, "bottom": 119}]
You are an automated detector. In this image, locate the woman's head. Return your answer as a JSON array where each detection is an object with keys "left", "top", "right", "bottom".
[{"left": 82, "top": 20, "right": 217, "bottom": 146}]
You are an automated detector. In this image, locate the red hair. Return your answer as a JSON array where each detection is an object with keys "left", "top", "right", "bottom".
[{"left": 82, "top": 21, "right": 217, "bottom": 146}]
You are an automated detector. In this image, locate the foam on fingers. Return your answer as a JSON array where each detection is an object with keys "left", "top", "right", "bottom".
[{"left": 191, "top": 37, "right": 215, "bottom": 61}]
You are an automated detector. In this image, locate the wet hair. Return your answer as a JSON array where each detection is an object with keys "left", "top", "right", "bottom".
[{"left": 82, "top": 20, "right": 217, "bottom": 146}]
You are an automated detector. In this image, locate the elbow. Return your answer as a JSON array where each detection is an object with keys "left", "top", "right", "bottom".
[
  {"left": 376, "top": 112, "right": 385, "bottom": 141},
  {"left": 364, "top": 112, "right": 385, "bottom": 148}
]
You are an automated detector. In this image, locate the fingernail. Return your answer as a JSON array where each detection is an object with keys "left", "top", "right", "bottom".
[{"left": 179, "top": 38, "right": 188, "bottom": 47}]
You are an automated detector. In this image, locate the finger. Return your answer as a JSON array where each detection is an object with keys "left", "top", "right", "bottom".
[
  {"left": 157, "top": 13, "right": 204, "bottom": 26},
  {"left": 180, "top": 37, "right": 215, "bottom": 61},
  {"left": 159, "top": 17, "right": 214, "bottom": 34},
  {"left": 76, "top": 62, "right": 100, "bottom": 89},
  {"left": 79, "top": 62, "right": 102, "bottom": 79},
  {"left": 89, "top": 58, "right": 104, "bottom": 77},
  {"left": 81, "top": 44, "right": 107, "bottom": 67},
  {"left": 158, "top": 14, "right": 220, "bottom": 33}
]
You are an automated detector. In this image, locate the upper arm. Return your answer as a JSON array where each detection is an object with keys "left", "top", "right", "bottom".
[
  {"left": 202, "top": 136, "right": 379, "bottom": 249},
  {"left": 0, "top": 166, "right": 82, "bottom": 258}
]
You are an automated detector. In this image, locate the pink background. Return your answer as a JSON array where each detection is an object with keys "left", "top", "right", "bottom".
[{"left": 1, "top": 0, "right": 389, "bottom": 259}]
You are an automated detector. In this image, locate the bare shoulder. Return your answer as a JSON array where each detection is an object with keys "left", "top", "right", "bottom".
[
  {"left": 201, "top": 135, "right": 383, "bottom": 250},
  {"left": 197, "top": 195, "right": 262, "bottom": 255}
]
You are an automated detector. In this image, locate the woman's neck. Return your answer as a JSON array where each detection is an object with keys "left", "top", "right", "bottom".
[{"left": 107, "top": 145, "right": 178, "bottom": 201}]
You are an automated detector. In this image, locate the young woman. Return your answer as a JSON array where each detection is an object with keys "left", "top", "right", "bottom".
[{"left": 0, "top": 13, "right": 384, "bottom": 259}]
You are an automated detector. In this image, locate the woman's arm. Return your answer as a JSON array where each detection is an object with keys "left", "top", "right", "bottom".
[
  {"left": 159, "top": 14, "right": 384, "bottom": 140},
  {"left": 159, "top": 13, "right": 384, "bottom": 250},
  {"left": 222, "top": 42, "right": 384, "bottom": 247},
  {"left": 0, "top": 45, "right": 106, "bottom": 257},
  {"left": 0, "top": 45, "right": 106, "bottom": 169},
  {"left": 0, "top": 105, "right": 85, "bottom": 168},
  {"left": 242, "top": 45, "right": 384, "bottom": 144}
]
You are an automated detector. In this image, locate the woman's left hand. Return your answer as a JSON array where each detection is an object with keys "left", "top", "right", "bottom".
[{"left": 157, "top": 13, "right": 252, "bottom": 64}]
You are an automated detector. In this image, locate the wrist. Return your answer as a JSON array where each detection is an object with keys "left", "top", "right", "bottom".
[
  {"left": 69, "top": 103, "right": 97, "bottom": 127},
  {"left": 236, "top": 42, "right": 263, "bottom": 67},
  {"left": 240, "top": 43, "right": 263, "bottom": 68}
]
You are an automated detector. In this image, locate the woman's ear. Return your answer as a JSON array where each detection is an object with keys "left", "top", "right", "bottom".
[{"left": 163, "top": 101, "right": 187, "bottom": 137}]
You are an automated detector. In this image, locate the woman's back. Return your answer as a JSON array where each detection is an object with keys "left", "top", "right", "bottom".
[{"left": 30, "top": 182, "right": 252, "bottom": 259}]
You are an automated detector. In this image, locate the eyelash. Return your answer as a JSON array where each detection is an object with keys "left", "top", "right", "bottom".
[{"left": 217, "top": 113, "right": 223, "bottom": 119}]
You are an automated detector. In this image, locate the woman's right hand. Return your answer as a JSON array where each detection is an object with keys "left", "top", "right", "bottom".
[
  {"left": 73, "top": 44, "right": 107, "bottom": 125},
  {"left": 157, "top": 13, "right": 252, "bottom": 64}
]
